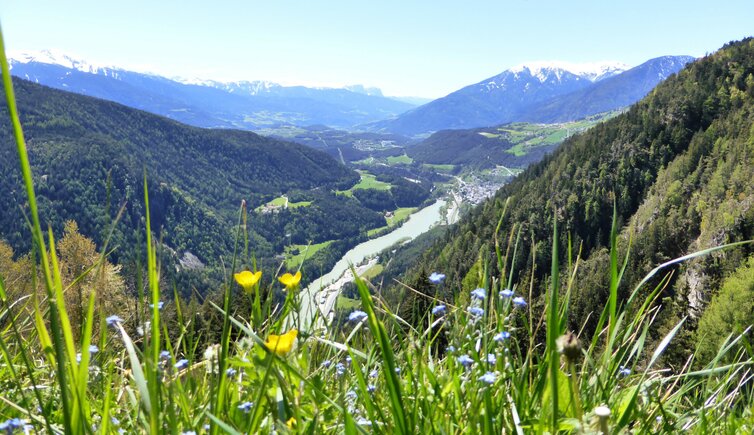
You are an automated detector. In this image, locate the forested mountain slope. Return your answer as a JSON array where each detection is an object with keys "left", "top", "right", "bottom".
[
  {"left": 0, "top": 78, "right": 359, "bottom": 267},
  {"left": 400, "top": 39, "right": 754, "bottom": 362}
]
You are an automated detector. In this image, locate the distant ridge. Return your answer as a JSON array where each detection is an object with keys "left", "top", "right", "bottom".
[
  {"left": 8, "top": 50, "right": 416, "bottom": 130},
  {"left": 369, "top": 56, "right": 693, "bottom": 136},
  {"left": 508, "top": 60, "right": 629, "bottom": 82},
  {"left": 516, "top": 55, "right": 696, "bottom": 123}
]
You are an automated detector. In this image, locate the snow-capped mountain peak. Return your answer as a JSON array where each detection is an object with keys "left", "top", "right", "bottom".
[
  {"left": 224, "top": 80, "right": 281, "bottom": 95},
  {"left": 8, "top": 49, "right": 117, "bottom": 75},
  {"left": 9, "top": 50, "right": 393, "bottom": 99},
  {"left": 509, "top": 61, "right": 631, "bottom": 83},
  {"left": 345, "top": 84, "right": 384, "bottom": 97},
  {"left": 173, "top": 78, "right": 282, "bottom": 95}
]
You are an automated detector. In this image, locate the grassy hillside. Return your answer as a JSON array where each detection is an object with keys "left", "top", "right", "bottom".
[{"left": 406, "top": 114, "right": 615, "bottom": 169}]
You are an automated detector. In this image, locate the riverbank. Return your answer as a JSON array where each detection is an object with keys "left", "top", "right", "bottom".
[{"left": 297, "top": 199, "right": 447, "bottom": 329}]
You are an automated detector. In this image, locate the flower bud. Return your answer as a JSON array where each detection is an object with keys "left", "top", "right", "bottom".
[
  {"left": 556, "top": 331, "right": 582, "bottom": 363},
  {"left": 594, "top": 405, "right": 611, "bottom": 434}
]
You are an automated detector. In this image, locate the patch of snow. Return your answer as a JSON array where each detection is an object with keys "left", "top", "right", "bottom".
[
  {"left": 484, "top": 81, "right": 500, "bottom": 91},
  {"left": 509, "top": 60, "right": 631, "bottom": 82},
  {"left": 345, "top": 84, "right": 384, "bottom": 97},
  {"left": 8, "top": 49, "right": 117, "bottom": 75},
  {"left": 174, "top": 78, "right": 282, "bottom": 95}
]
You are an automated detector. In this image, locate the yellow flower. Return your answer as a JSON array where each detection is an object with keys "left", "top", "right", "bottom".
[
  {"left": 286, "top": 417, "right": 296, "bottom": 429},
  {"left": 264, "top": 329, "right": 298, "bottom": 356},
  {"left": 278, "top": 271, "right": 302, "bottom": 289},
  {"left": 234, "top": 270, "right": 262, "bottom": 292}
]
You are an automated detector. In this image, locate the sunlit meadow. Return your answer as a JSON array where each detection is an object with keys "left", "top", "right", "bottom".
[{"left": 1, "top": 30, "right": 753, "bottom": 435}]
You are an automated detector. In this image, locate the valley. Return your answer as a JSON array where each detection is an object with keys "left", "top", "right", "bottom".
[
  {"left": 8, "top": 50, "right": 418, "bottom": 130},
  {"left": 0, "top": 74, "right": 612, "bottom": 308},
  {"left": 2, "top": 8, "right": 753, "bottom": 428},
  {"left": 0, "top": 51, "right": 697, "bottom": 328},
  {"left": 298, "top": 198, "right": 448, "bottom": 329}
]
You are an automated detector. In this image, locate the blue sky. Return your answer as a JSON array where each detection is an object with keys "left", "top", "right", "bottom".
[{"left": 2, "top": 1, "right": 752, "bottom": 97}]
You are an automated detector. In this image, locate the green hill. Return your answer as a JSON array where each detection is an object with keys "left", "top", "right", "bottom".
[
  {"left": 0, "top": 78, "right": 361, "bottom": 270},
  {"left": 397, "top": 38, "right": 754, "bottom": 363},
  {"left": 406, "top": 113, "right": 616, "bottom": 169}
]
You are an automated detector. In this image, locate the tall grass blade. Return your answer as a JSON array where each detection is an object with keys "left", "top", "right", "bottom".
[
  {"left": 354, "top": 273, "right": 409, "bottom": 433},
  {"left": 608, "top": 201, "right": 619, "bottom": 344},
  {"left": 1, "top": 30, "right": 78, "bottom": 433},
  {"left": 213, "top": 200, "right": 245, "bottom": 432},
  {"left": 616, "top": 316, "right": 686, "bottom": 429},
  {"left": 117, "top": 323, "right": 152, "bottom": 415},
  {"left": 0, "top": 280, "right": 54, "bottom": 433},
  {"left": 547, "top": 213, "right": 560, "bottom": 432},
  {"left": 142, "top": 172, "right": 162, "bottom": 434}
]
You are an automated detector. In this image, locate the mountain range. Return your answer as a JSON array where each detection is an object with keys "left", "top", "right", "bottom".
[
  {"left": 370, "top": 56, "right": 694, "bottom": 136},
  {"left": 397, "top": 38, "right": 754, "bottom": 364},
  {"left": 8, "top": 50, "right": 416, "bottom": 130},
  {"left": 0, "top": 78, "right": 383, "bottom": 278},
  {"left": 10, "top": 51, "right": 696, "bottom": 140}
]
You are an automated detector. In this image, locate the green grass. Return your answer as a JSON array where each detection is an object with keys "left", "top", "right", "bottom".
[
  {"left": 360, "top": 263, "right": 384, "bottom": 280},
  {"left": 337, "top": 170, "right": 391, "bottom": 196},
  {"left": 1, "top": 34, "right": 754, "bottom": 434},
  {"left": 386, "top": 154, "right": 413, "bottom": 165},
  {"left": 422, "top": 163, "right": 455, "bottom": 172},
  {"left": 351, "top": 156, "right": 376, "bottom": 165},
  {"left": 287, "top": 200, "right": 311, "bottom": 208},
  {"left": 255, "top": 196, "right": 312, "bottom": 212},
  {"left": 284, "top": 240, "right": 333, "bottom": 269},
  {"left": 268, "top": 196, "right": 288, "bottom": 207},
  {"left": 387, "top": 207, "right": 417, "bottom": 226},
  {"left": 352, "top": 172, "right": 391, "bottom": 191},
  {"left": 335, "top": 295, "right": 361, "bottom": 310},
  {"left": 366, "top": 225, "right": 388, "bottom": 236},
  {"left": 496, "top": 115, "right": 618, "bottom": 157},
  {"left": 354, "top": 154, "right": 412, "bottom": 166},
  {"left": 366, "top": 207, "right": 418, "bottom": 236}
]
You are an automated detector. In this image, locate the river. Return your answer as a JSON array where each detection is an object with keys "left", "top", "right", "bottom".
[{"left": 297, "top": 199, "right": 447, "bottom": 329}]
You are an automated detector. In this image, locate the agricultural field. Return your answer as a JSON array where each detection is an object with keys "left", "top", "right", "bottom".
[
  {"left": 255, "top": 196, "right": 312, "bottom": 212},
  {"left": 284, "top": 240, "right": 334, "bottom": 269},
  {"left": 337, "top": 170, "right": 392, "bottom": 197}
]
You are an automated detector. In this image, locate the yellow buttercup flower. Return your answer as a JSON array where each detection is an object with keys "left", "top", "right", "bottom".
[
  {"left": 286, "top": 417, "right": 296, "bottom": 429},
  {"left": 234, "top": 270, "right": 262, "bottom": 292},
  {"left": 278, "top": 271, "right": 302, "bottom": 289},
  {"left": 264, "top": 329, "right": 298, "bottom": 356}
]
